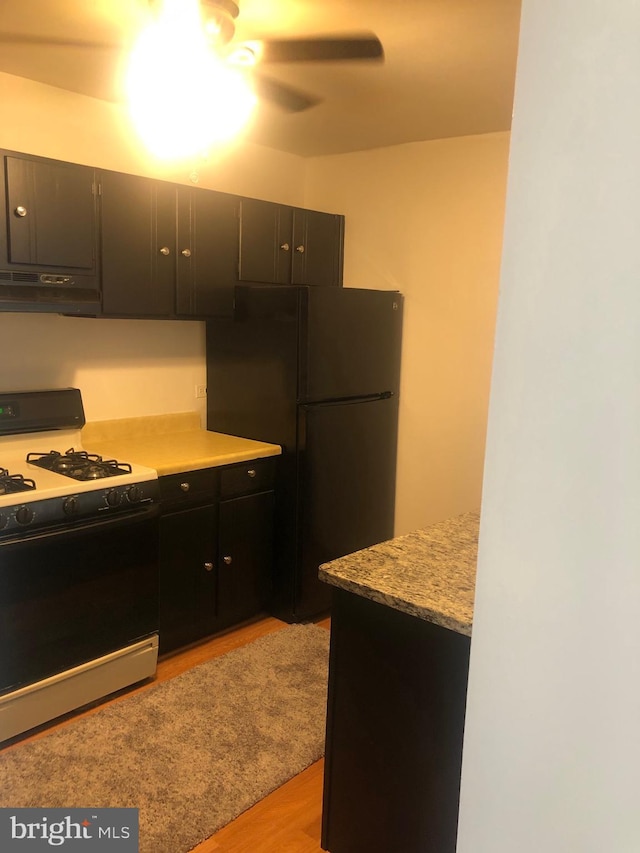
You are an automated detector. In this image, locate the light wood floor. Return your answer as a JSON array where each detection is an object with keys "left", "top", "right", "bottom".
[{"left": 3, "top": 615, "right": 330, "bottom": 853}]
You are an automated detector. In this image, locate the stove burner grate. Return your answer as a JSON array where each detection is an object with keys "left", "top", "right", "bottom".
[
  {"left": 26, "top": 448, "right": 133, "bottom": 481},
  {"left": 0, "top": 468, "right": 37, "bottom": 495}
]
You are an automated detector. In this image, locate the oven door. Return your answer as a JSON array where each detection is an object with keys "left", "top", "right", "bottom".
[{"left": 0, "top": 505, "right": 159, "bottom": 695}]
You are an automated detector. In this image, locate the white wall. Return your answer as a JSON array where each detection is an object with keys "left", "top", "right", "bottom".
[
  {"left": 0, "top": 72, "right": 306, "bottom": 425},
  {"left": 457, "top": 2, "right": 640, "bottom": 850},
  {"left": 305, "top": 134, "right": 510, "bottom": 534},
  {"left": 0, "top": 313, "right": 206, "bottom": 423}
]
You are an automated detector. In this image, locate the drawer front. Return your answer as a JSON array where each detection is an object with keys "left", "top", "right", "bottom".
[
  {"left": 219, "top": 457, "right": 276, "bottom": 498},
  {"left": 159, "top": 468, "right": 218, "bottom": 508}
]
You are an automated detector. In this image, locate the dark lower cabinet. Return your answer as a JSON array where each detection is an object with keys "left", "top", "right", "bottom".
[
  {"left": 158, "top": 458, "right": 276, "bottom": 655},
  {"left": 159, "top": 504, "right": 217, "bottom": 653},
  {"left": 322, "top": 588, "right": 471, "bottom": 853},
  {"left": 217, "top": 491, "right": 274, "bottom": 631}
]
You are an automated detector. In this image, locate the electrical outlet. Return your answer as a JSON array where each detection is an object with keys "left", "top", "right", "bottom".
[{"left": 195, "top": 384, "right": 206, "bottom": 399}]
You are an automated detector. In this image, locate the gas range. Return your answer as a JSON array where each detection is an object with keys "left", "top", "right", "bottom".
[
  {"left": 0, "top": 389, "right": 159, "bottom": 538},
  {"left": 0, "top": 389, "right": 160, "bottom": 742}
]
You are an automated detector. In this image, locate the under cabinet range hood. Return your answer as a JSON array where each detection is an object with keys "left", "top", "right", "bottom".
[
  {"left": 0, "top": 273, "right": 101, "bottom": 315},
  {"left": 0, "top": 150, "right": 101, "bottom": 314}
]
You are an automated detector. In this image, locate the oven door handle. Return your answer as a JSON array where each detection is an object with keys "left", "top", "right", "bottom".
[{"left": 0, "top": 504, "right": 159, "bottom": 547}]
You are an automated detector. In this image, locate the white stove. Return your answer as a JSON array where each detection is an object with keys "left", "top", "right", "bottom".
[{"left": 0, "top": 388, "right": 160, "bottom": 743}]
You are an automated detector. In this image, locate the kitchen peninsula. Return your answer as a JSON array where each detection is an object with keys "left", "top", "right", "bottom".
[{"left": 319, "top": 510, "right": 478, "bottom": 853}]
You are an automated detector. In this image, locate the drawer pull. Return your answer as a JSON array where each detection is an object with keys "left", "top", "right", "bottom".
[
  {"left": 223, "top": 555, "right": 233, "bottom": 565},
  {"left": 179, "top": 482, "right": 190, "bottom": 492},
  {"left": 204, "top": 562, "right": 213, "bottom": 572},
  {"left": 247, "top": 469, "right": 256, "bottom": 478}
]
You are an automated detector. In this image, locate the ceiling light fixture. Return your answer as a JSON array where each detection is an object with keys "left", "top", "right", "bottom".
[{"left": 125, "top": 0, "right": 256, "bottom": 161}]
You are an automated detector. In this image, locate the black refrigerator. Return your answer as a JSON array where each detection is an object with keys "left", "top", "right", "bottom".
[{"left": 206, "top": 285, "right": 403, "bottom": 622}]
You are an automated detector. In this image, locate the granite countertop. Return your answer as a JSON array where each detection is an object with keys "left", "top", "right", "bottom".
[
  {"left": 319, "top": 510, "right": 479, "bottom": 636},
  {"left": 82, "top": 412, "right": 281, "bottom": 476}
]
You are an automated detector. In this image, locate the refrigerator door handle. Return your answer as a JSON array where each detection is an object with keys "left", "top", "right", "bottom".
[{"left": 300, "top": 391, "right": 395, "bottom": 406}]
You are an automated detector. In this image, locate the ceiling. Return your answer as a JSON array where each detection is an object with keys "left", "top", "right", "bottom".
[{"left": 0, "top": 0, "right": 522, "bottom": 158}]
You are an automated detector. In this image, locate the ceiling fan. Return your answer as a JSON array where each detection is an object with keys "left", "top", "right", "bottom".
[
  {"left": 206, "top": 0, "right": 384, "bottom": 112},
  {"left": 0, "top": 0, "right": 384, "bottom": 113}
]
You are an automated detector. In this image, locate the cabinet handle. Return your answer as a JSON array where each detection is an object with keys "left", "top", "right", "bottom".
[
  {"left": 295, "top": 244, "right": 305, "bottom": 254},
  {"left": 279, "top": 242, "right": 290, "bottom": 252},
  {"left": 179, "top": 482, "right": 190, "bottom": 492},
  {"left": 159, "top": 246, "right": 171, "bottom": 256},
  {"left": 14, "top": 206, "right": 27, "bottom": 218},
  {"left": 247, "top": 468, "right": 256, "bottom": 478},
  {"left": 181, "top": 248, "right": 191, "bottom": 258},
  {"left": 223, "top": 555, "right": 233, "bottom": 565},
  {"left": 204, "top": 562, "right": 214, "bottom": 572}
]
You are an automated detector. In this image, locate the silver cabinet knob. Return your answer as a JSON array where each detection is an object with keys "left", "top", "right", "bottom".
[
  {"left": 181, "top": 248, "right": 191, "bottom": 258},
  {"left": 223, "top": 555, "right": 233, "bottom": 565},
  {"left": 14, "top": 206, "right": 27, "bottom": 217},
  {"left": 280, "top": 242, "right": 290, "bottom": 251},
  {"left": 204, "top": 562, "right": 213, "bottom": 572},
  {"left": 179, "top": 482, "right": 190, "bottom": 492},
  {"left": 159, "top": 246, "right": 171, "bottom": 256},
  {"left": 295, "top": 244, "right": 305, "bottom": 253},
  {"left": 247, "top": 469, "right": 256, "bottom": 478}
]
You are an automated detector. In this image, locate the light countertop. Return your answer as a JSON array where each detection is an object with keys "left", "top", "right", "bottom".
[
  {"left": 82, "top": 413, "right": 281, "bottom": 477},
  {"left": 319, "top": 510, "right": 479, "bottom": 636}
]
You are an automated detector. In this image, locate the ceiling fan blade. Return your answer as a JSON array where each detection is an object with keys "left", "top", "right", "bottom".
[
  {"left": 252, "top": 73, "right": 321, "bottom": 112},
  {"left": 0, "top": 33, "right": 120, "bottom": 50},
  {"left": 258, "top": 35, "right": 383, "bottom": 64}
]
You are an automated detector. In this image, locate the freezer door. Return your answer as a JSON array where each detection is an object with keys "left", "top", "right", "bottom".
[
  {"left": 296, "top": 395, "right": 399, "bottom": 619},
  {"left": 300, "top": 288, "right": 403, "bottom": 402}
]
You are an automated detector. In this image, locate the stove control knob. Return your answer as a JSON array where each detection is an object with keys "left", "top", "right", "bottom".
[
  {"left": 63, "top": 496, "right": 79, "bottom": 516},
  {"left": 15, "top": 505, "right": 34, "bottom": 525},
  {"left": 106, "top": 489, "right": 122, "bottom": 508},
  {"left": 0, "top": 514, "right": 6, "bottom": 530},
  {"left": 126, "top": 485, "right": 143, "bottom": 504}
]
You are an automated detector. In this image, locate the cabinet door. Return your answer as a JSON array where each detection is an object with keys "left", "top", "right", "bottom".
[
  {"left": 158, "top": 505, "right": 217, "bottom": 654},
  {"left": 4, "top": 154, "right": 96, "bottom": 271},
  {"left": 217, "top": 491, "right": 274, "bottom": 629},
  {"left": 100, "top": 170, "right": 175, "bottom": 316},
  {"left": 291, "top": 208, "right": 344, "bottom": 287},
  {"left": 238, "top": 197, "right": 292, "bottom": 285},
  {"left": 176, "top": 187, "right": 239, "bottom": 317}
]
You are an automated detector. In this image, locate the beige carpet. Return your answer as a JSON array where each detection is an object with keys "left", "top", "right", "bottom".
[{"left": 0, "top": 624, "right": 330, "bottom": 853}]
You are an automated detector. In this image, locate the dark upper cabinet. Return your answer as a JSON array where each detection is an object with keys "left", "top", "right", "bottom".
[
  {"left": 176, "top": 186, "right": 239, "bottom": 317},
  {"left": 0, "top": 150, "right": 100, "bottom": 313},
  {"left": 238, "top": 197, "right": 344, "bottom": 288},
  {"left": 100, "top": 170, "right": 239, "bottom": 318},
  {"left": 2, "top": 153, "right": 96, "bottom": 271},
  {"left": 0, "top": 148, "right": 346, "bottom": 316},
  {"left": 100, "top": 171, "right": 175, "bottom": 317}
]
